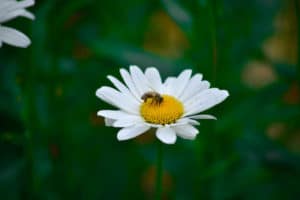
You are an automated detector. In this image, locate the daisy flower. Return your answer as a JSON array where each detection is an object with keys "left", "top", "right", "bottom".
[
  {"left": 96, "top": 66, "right": 229, "bottom": 144},
  {"left": 0, "top": 0, "right": 35, "bottom": 48}
]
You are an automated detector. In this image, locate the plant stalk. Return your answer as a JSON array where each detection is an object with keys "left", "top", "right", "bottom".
[{"left": 155, "top": 141, "right": 163, "bottom": 200}]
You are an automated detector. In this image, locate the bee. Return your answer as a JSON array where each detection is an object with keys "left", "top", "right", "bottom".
[{"left": 141, "top": 91, "right": 163, "bottom": 105}]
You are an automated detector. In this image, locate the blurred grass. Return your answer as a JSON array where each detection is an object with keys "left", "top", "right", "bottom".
[{"left": 1, "top": 0, "right": 300, "bottom": 199}]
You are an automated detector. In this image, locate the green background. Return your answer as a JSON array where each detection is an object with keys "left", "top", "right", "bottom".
[{"left": 1, "top": 0, "right": 300, "bottom": 199}]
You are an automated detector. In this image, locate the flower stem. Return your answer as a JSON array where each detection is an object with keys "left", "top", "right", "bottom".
[{"left": 155, "top": 141, "right": 163, "bottom": 200}]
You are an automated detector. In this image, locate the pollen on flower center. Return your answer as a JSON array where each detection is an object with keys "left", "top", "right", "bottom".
[{"left": 140, "top": 94, "right": 184, "bottom": 125}]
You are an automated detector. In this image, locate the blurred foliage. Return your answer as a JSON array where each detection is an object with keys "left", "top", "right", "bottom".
[{"left": 1, "top": 0, "right": 300, "bottom": 199}]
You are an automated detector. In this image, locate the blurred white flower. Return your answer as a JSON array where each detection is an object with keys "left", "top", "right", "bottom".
[
  {"left": 0, "top": 0, "right": 35, "bottom": 48},
  {"left": 96, "top": 66, "right": 229, "bottom": 144}
]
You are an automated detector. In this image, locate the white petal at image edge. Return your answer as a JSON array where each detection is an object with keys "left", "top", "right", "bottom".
[{"left": 0, "top": 26, "right": 30, "bottom": 47}]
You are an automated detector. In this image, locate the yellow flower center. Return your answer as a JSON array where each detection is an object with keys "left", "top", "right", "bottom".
[{"left": 140, "top": 94, "right": 184, "bottom": 125}]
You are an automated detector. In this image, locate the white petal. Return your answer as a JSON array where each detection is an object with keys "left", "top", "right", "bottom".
[
  {"left": 187, "top": 119, "right": 200, "bottom": 126},
  {"left": 0, "top": 3, "right": 10, "bottom": 13},
  {"left": 0, "top": 9, "right": 34, "bottom": 22},
  {"left": 180, "top": 74, "right": 210, "bottom": 102},
  {"left": 117, "top": 125, "right": 150, "bottom": 141},
  {"left": 107, "top": 75, "right": 140, "bottom": 104},
  {"left": 120, "top": 68, "right": 141, "bottom": 100},
  {"left": 172, "top": 69, "right": 192, "bottom": 97},
  {"left": 0, "top": 2, "right": 10, "bottom": 12},
  {"left": 96, "top": 86, "right": 120, "bottom": 106},
  {"left": 19, "top": 10, "right": 35, "bottom": 20},
  {"left": 129, "top": 65, "right": 150, "bottom": 95},
  {"left": 107, "top": 75, "right": 130, "bottom": 94},
  {"left": 8, "top": 0, "right": 35, "bottom": 10},
  {"left": 171, "top": 118, "right": 200, "bottom": 126},
  {"left": 163, "top": 77, "right": 176, "bottom": 94},
  {"left": 172, "top": 118, "right": 190, "bottom": 126},
  {"left": 96, "top": 86, "right": 139, "bottom": 114},
  {"left": 97, "top": 110, "right": 136, "bottom": 119},
  {"left": 175, "top": 118, "right": 200, "bottom": 126},
  {"left": 173, "top": 124, "right": 199, "bottom": 140},
  {"left": 0, "top": 0, "right": 35, "bottom": 21},
  {"left": 184, "top": 88, "right": 229, "bottom": 116},
  {"left": 164, "top": 77, "right": 176, "bottom": 85},
  {"left": 17, "top": 0, "right": 35, "bottom": 8},
  {"left": 0, "top": 0, "right": 32, "bottom": 11},
  {"left": 104, "top": 118, "right": 115, "bottom": 126},
  {"left": 156, "top": 127, "right": 177, "bottom": 144},
  {"left": 95, "top": 89, "right": 116, "bottom": 107},
  {"left": 0, "top": 26, "right": 30, "bottom": 48},
  {"left": 188, "top": 114, "right": 217, "bottom": 120},
  {"left": 145, "top": 67, "right": 163, "bottom": 92},
  {"left": 113, "top": 116, "right": 144, "bottom": 127}
]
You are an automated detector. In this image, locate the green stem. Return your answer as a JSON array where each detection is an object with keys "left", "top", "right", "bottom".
[
  {"left": 209, "top": 1, "right": 223, "bottom": 200},
  {"left": 155, "top": 141, "right": 163, "bottom": 200}
]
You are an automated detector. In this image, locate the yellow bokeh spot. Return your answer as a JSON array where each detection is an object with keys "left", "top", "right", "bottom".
[{"left": 140, "top": 95, "right": 184, "bottom": 125}]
